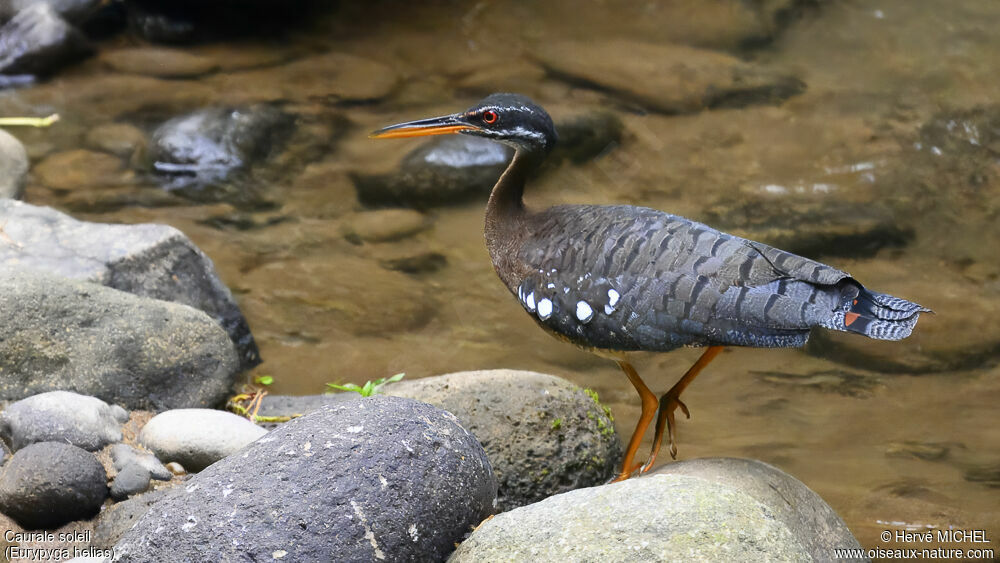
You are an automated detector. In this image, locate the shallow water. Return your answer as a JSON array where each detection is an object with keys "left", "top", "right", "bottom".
[{"left": 3, "top": 0, "right": 999, "bottom": 554}]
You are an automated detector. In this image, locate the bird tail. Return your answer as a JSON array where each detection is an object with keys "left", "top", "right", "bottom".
[{"left": 820, "top": 283, "right": 930, "bottom": 341}]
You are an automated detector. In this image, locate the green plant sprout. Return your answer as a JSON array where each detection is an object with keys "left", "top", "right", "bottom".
[{"left": 326, "top": 373, "right": 405, "bottom": 397}]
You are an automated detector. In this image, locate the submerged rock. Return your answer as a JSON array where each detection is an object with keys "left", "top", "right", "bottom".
[
  {"left": 33, "top": 149, "right": 133, "bottom": 190},
  {"left": 99, "top": 46, "right": 218, "bottom": 78},
  {"left": 0, "top": 442, "right": 107, "bottom": 530},
  {"left": 353, "top": 135, "right": 512, "bottom": 209},
  {"left": 113, "top": 397, "right": 496, "bottom": 562},
  {"left": 148, "top": 105, "right": 295, "bottom": 193},
  {"left": 387, "top": 370, "right": 621, "bottom": 512},
  {"left": 452, "top": 458, "right": 864, "bottom": 562},
  {"left": 0, "top": 270, "right": 240, "bottom": 410},
  {"left": 84, "top": 122, "right": 148, "bottom": 158},
  {"left": 138, "top": 409, "right": 267, "bottom": 472},
  {"left": 534, "top": 40, "right": 804, "bottom": 114},
  {"left": 341, "top": 209, "right": 430, "bottom": 243},
  {"left": 0, "top": 391, "right": 129, "bottom": 452},
  {"left": 0, "top": 129, "right": 28, "bottom": 199},
  {"left": 0, "top": 3, "right": 93, "bottom": 78},
  {"left": 0, "top": 200, "right": 260, "bottom": 369}
]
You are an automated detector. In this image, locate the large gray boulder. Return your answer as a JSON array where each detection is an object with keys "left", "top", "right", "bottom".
[
  {"left": 0, "top": 442, "right": 107, "bottom": 530},
  {"left": 386, "top": 370, "right": 622, "bottom": 511},
  {"left": 0, "top": 391, "right": 129, "bottom": 452},
  {"left": 0, "top": 200, "right": 259, "bottom": 369},
  {"left": 0, "top": 130, "right": 28, "bottom": 200},
  {"left": 138, "top": 408, "right": 267, "bottom": 472},
  {"left": 451, "top": 458, "right": 866, "bottom": 562},
  {"left": 113, "top": 396, "right": 497, "bottom": 562},
  {"left": 0, "top": 270, "right": 240, "bottom": 410}
]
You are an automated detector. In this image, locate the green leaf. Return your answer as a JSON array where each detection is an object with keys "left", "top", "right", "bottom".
[
  {"left": 326, "top": 382, "right": 363, "bottom": 394},
  {"left": 255, "top": 375, "right": 274, "bottom": 386}
]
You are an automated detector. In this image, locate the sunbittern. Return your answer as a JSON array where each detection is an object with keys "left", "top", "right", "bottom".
[{"left": 372, "top": 93, "right": 929, "bottom": 481}]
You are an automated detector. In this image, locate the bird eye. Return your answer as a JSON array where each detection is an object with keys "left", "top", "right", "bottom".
[{"left": 482, "top": 110, "right": 498, "bottom": 124}]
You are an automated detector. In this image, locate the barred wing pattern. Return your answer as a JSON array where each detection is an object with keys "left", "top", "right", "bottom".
[{"left": 513, "top": 205, "right": 927, "bottom": 353}]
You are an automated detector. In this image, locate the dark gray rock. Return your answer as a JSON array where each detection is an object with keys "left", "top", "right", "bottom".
[
  {"left": 138, "top": 408, "right": 267, "bottom": 472},
  {"left": 549, "top": 111, "right": 623, "bottom": 165},
  {"left": 352, "top": 135, "right": 513, "bottom": 209},
  {"left": 0, "top": 442, "right": 107, "bottom": 529},
  {"left": 386, "top": 370, "right": 621, "bottom": 512},
  {"left": 93, "top": 487, "right": 172, "bottom": 548},
  {"left": 113, "top": 396, "right": 496, "bottom": 562},
  {"left": 0, "top": 270, "right": 240, "bottom": 410},
  {"left": 0, "top": 391, "right": 128, "bottom": 452},
  {"left": 451, "top": 458, "right": 865, "bottom": 562},
  {"left": 148, "top": 105, "right": 295, "bottom": 193},
  {"left": 0, "top": 129, "right": 28, "bottom": 199},
  {"left": 124, "top": 0, "right": 323, "bottom": 44},
  {"left": 110, "top": 464, "right": 152, "bottom": 500},
  {"left": 254, "top": 392, "right": 356, "bottom": 417},
  {"left": 110, "top": 444, "right": 172, "bottom": 481},
  {"left": 0, "top": 0, "right": 105, "bottom": 24},
  {"left": 0, "top": 200, "right": 260, "bottom": 369},
  {"left": 0, "top": 3, "right": 93, "bottom": 78}
]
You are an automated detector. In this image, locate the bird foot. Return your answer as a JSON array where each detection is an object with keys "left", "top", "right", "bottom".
[{"left": 661, "top": 392, "right": 691, "bottom": 460}]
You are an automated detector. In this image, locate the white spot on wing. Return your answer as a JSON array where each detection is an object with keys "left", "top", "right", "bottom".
[
  {"left": 537, "top": 298, "right": 553, "bottom": 320},
  {"left": 608, "top": 289, "right": 620, "bottom": 307},
  {"left": 576, "top": 301, "right": 594, "bottom": 323},
  {"left": 525, "top": 291, "right": 536, "bottom": 312}
]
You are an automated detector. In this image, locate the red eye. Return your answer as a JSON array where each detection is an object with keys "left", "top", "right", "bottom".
[{"left": 482, "top": 110, "right": 498, "bottom": 124}]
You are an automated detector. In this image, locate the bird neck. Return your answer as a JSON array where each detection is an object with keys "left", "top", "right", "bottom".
[{"left": 484, "top": 148, "right": 542, "bottom": 287}]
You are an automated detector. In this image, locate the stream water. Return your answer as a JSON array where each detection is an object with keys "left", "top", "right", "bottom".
[{"left": 2, "top": 0, "right": 998, "bottom": 554}]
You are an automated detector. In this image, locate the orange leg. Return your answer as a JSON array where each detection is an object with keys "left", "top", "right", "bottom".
[
  {"left": 610, "top": 359, "right": 658, "bottom": 482},
  {"left": 644, "top": 346, "right": 724, "bottom": 471}
]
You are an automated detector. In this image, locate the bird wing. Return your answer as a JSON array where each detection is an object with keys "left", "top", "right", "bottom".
[{"left": 515, "top": 204, "right": 856, "bottom": 351}]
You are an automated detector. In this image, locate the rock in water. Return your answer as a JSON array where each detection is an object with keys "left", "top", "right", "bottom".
[
  {"left": 0, "top": 270, "right": 240, "bottom": 410},
  {"left": 352, "top": 135, "right": 513, "bottom": 209},
  {"left": 0, "top": 3, "right": 93, "bottom": 78},
  {"left": 451, "top": 458, "right": 864, "bottom": 562},
  {"left": 386, "top": 370, "right": 622, "bottom": 511},
  {"left": 138, "top": 409, "right": 267, "bottom": 472},
  {"left": 0, "top": 200, "right": 260, "bottom": 369},
  {"left": 0, "top": 391, "right": 128, "bottom": 452},
  {"left": 534, "top": 39, "right": 804, "bottom": 114},
  {"left": 148, "top": 105, "right": 294, "bottom": 192},
  {"left": 113, "top": 396, "right": 496, "bottom": 562},
  {"left": 0, "top": 442, "right": 107, "bottom": 529},
  {"left": 0, "top": 130, "right": 28, "bottom": 199}
]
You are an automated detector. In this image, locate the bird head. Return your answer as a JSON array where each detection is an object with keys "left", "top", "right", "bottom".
[{"left": 371, "top": 93, "right": 557, "bottom": 154}]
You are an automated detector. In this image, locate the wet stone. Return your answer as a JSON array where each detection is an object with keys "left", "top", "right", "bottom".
[
  {"left": 148, "top": 105, "right": 295, "bottom": 193},
  {"left": 0, "top": 0, "right": 105, "bottom": 24},
  {"left": 378, "top": 250, "right": 447, "bottom": 274},
  {"left": 0, "top": 3, "right": 94, "bottom": 78},
  {"left": 206, "top": 52, "right": 399, "bottom": 105},
  {"left": 0, "top": 129, "right": 28, "bottom": 199},
  {"left": 352, "top": 135, "right": 512, "bottom": 209},
  {"left": 99, "top": 47, "right": 219, "bottom": 78},
  {"left": 0, "top": 442, "right": 107, "bottom": 530},
  {"left": 386, "top": 370, "right": 621, "bottom": 512},
  {"left": 33, "top": 149, "right": 132, "bottom": 190},
  {"left": 0, "top": 391, "right": 129, "bottom": 452},
  {"left": 110, "top": 444, "right": 172, "bottom": 481},
  {"left": 452, "top": 458, "right": 863, "bottom": 562},
  {"left": 239, "top": 254, "right": 438, "bottom": 337},
  {"left": 84, "top": 123, "right": 148, "bottom": 158},
  {"left": 885, "top": 441, "right": 955, "bottom": 462},
  {"left": 138, "top": 409, "right": 267, "bottom": 472},
  {"left": 110, "top": 463, "right": 151, "bottom": 501},
  {"left": 534, "top": 40, "right": 804, "bottom": 114},
  {"left": 0, "top": 269, "right": 241, "bottom": 410},
  {"left": 755, "top": 369, "right": 882, "bottom": 398},
  {"left": 0, "top": 200, "right": 261, "bottom": 369},
  {"left": 341, "top": 209, "right": 430, "bottom": 243},
  {"left": 112, "top": 397, "right": 497, "bottom": 562}
]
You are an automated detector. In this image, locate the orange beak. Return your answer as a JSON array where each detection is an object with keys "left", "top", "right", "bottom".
[{"left": 370, "top": 113, "right": 480, "bottom": 139}]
